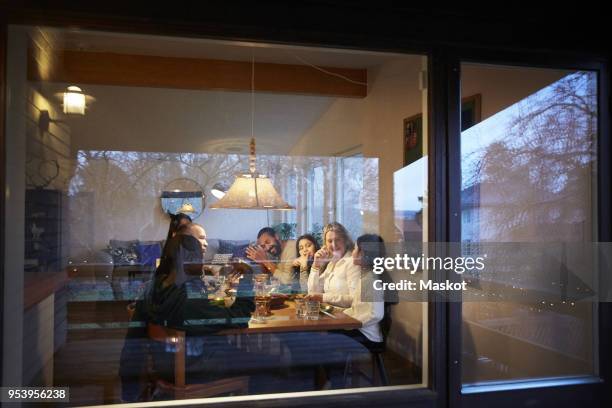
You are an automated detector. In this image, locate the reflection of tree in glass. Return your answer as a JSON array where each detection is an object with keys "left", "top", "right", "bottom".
[{"left": 466, "top": 72, "right": 596, "bottom": 241}]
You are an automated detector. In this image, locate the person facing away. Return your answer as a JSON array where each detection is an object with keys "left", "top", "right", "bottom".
[
  {"left": 246, "top": 227, "right": 297, "bottom": 285},
  {"left": 119, "top": 223, "right": 254, "bottom": 401},
  {"left": 292, "top": 234, "right": 320, "bottom": 292},
  {"left": 306, "top": 222, "right": 361, "bottom": 308}
]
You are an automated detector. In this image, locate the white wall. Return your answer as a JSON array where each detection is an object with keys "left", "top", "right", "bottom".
[
  {"left": 462, "top": 64, "right": 567, "bottom": 121},
  {"left": 292, "top": 56, "right": 426, "bottom": 241},
  {"left": 291, "top": 55, "right": 428, "bottom": 364}
]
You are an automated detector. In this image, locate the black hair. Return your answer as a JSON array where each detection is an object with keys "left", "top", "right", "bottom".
[
  {"left": 257, "top": 227, "right": 277, "bottom": 239},
  {"left": 355, "top": 233, "right": 398, "bottom": 340},
  {"left": 165, "top": 212, "right": 192, "bottom": 243},
  {"left": 356, "top": 233, "right": 385, "bottom": 268},
  {"left": 295, "top": 234, "right": 320, "bottom": 255}
]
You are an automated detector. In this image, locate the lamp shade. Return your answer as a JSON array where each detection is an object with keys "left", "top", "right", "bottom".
[
  {"left": 63, "top": 86, "right": 87, "bottom": 115},
  {"left": 209, "top": 173, "right": 294, "bottom": 210}
]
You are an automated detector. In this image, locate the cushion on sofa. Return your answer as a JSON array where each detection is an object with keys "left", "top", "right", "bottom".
[
  {"left": 218, "top": 239, "right": 251, "bottom": 258},
  {"left": 109, "top": 240, "right": 139, "bottom": 265},
  {"left": 136, "top": 241, "right": 162, "bottom": 267}
]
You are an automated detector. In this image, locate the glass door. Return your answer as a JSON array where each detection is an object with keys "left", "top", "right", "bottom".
[{"left": 451, "top": 60, "right": 608, "bottom": 406}]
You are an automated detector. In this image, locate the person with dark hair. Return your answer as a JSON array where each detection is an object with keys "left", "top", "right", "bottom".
[
  {"left": 119, "top": 222, "right": 255, "bottom": 401},
  {"left": 165, "top": 212, "right": 192, "bottom": 243},
  {"left": 342, "top": 233, "right": 396, "bottom": 349},
  {"left": 292, "top": 234, "right": 319, "bottom": 292},
  {"left": 246, "top": 227, "right": 296, "bottom": 285}
]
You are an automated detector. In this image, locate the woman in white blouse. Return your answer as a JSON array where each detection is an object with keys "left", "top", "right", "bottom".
[{"left": 307, "top": 224, "right": 386, "bottom": 345}]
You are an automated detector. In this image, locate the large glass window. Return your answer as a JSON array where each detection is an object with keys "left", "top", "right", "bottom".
[
  {"left": 460, "top": 63, "right": 598, "bottom": 385},
  {"left": 3, "top": 26, "right": 429, "bottom": 405}
]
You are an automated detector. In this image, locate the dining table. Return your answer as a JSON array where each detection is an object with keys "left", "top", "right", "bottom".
[{"left": 218, "top": 300, "right": 362, "bottom": 335}]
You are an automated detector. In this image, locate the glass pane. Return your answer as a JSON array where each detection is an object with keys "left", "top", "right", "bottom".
[
  {"left": 3, "top": 25, "right": 429, "bottom": 404},
  {"left": 460, "top": 63, "right": 598, "bottom": 384}
]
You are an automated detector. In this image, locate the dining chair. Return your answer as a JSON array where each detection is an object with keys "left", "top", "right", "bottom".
[{"left": 146, "top": 323, "right": 250, "bottom": 400}]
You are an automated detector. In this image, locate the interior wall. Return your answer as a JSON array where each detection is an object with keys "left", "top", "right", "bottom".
[
  {"left": 462, "top": 64, "right": 568, "bottom": 121},
  {"left": 291, "top": 55, "right": 428, "bottom": 363},
  {"left": 291, "top": 56, "right": 425, "bottom": 242}
]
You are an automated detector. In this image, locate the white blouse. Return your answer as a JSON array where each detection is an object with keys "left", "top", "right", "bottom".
[{"left": 308, "top": 253, "right": 384, "bottom": 342}]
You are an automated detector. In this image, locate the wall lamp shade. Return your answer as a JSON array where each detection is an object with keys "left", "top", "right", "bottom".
[
  {"left": 211, "top": 182, "right": 229, "bottom": 199},
  {"left": 60, "top": 86, "right": 95, "bottom": 115}
]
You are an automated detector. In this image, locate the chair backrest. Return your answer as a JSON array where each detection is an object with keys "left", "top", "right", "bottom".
[{"left": 147, "top": 323, "right": 186, "bottom": 387}]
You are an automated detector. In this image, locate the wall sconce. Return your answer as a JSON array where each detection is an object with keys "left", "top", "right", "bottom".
[
  {"left": 54, "top": 85, "right": 95, "bottom": 116},
  {"left": 63, "top": 86, "right": 86, "bottom": 114}
]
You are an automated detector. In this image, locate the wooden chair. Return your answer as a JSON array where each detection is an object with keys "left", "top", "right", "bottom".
[{"left": 146, "top": 323, "right": 249, "bottom": 400}]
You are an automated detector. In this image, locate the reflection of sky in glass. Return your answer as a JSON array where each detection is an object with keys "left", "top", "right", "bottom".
[
  {"left": 394, "top": 157, "right": 427, "bottom": 212},
  {"left": 461, "top": 71, "right": 593, "bottom": 189}
]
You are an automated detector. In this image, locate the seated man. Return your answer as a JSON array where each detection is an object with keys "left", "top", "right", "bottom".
[
  {"left": 119, "top": 224, "right": 257, "bottom": 401},
  {"left": 245, "top": 227, "right": 296, "bottom": 286}
]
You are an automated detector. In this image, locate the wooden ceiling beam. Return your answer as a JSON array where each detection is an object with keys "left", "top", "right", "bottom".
[{"left": 28, "top": 50, "right": 368, "bottom": 98}]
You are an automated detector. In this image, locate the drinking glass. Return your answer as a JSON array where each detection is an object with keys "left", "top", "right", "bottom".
[
  {"left": 294, "top": 297, "right": 306, "bottom": 319},
  {"left": 305, "top": 299, "right": 320, "bottom": 320},
  {"left": 253, "top": 296, "right": 270, "bottom": 323},
  {"left": 254, "top": 273, "right": 269, "bottom": 296}
]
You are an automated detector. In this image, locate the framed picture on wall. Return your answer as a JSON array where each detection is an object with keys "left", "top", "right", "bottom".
[
  {"left": 404, "top": 93, "right": 482, "bottom": 166},
  {"left": 403, "top": 113, "right": 423, "bottom": 166}
]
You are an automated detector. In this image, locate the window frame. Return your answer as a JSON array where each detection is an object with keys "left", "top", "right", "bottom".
[
  {"left": 0, "top": 17, "right": 444, "bottom": 408},
  {"left": 445, "top": 49, "right": 611, "bottom": 408},
  {"left": 0, "top": 7, "right": 609, "bottom": 408}
]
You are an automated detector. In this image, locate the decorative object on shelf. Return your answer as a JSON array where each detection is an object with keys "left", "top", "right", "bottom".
[
  {"left": 210, "top": 54, "right": 294, "bottom": 211},
  {"left": 161, "top": 177, "right": 205, "bottom": 219}
]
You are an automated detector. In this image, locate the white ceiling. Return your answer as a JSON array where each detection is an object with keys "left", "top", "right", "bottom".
[
  {"left": 59, "top": 83, "right": 335, "bottom": 155},
  {"left": 40, "top": 27, "right": 415, "bottom": 68},
  {"left": 35, "top": 27, "right": 421, "bottom": 155}
]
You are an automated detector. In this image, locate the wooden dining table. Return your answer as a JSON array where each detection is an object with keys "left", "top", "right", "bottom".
[{"left": 219, "top": 300, "right": 362, "bottom": 335}]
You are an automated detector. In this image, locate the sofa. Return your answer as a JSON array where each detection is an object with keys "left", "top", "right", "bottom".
[{"left": 67, "top": 238, "right": 252, "bottom": 302}]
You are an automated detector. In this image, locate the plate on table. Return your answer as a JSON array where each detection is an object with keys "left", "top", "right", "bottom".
[{"left": 270, "top": 293, "right": 289, "bottom": 309}]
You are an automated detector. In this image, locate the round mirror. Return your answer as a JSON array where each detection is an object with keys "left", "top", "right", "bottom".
[{"left": 160, "top": 178, "right": 205, "bottom": 219}]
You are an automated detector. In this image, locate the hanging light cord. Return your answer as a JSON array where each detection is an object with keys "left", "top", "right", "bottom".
[
  {"left": 250, "top": 53, "right": 257, "bottom": 174},
  {"left": 251, "top": 53, "right": 255, "bottom": 142},
  {"left": 288, "top": 52, "right": 368, "bottom": 87}
]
